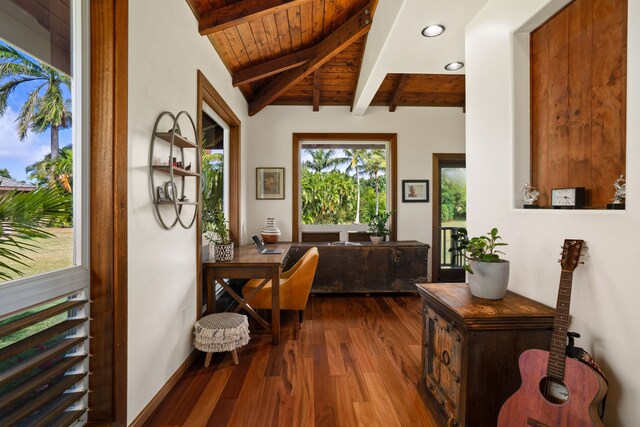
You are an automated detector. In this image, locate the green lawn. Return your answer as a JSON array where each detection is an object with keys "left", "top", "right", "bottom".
[{"left": 1, "top": 228, "right": 74, "bottom": 283}]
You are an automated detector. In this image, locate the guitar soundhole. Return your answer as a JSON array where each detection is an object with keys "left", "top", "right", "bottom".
[{"left": 539, "top": 377, "right": 570, "bottom": 404}]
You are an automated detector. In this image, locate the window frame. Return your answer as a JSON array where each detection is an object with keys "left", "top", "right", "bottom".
[{"left": 292, "top": 133, "right": 398, "bottom": 242}]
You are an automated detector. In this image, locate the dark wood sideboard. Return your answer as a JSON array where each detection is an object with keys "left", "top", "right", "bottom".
[
  {"left": 416, "top": 283, "right": 555, "bottom": 427},
  {"left": 284, "top": 241, "right": 429, "bottom": 293}
]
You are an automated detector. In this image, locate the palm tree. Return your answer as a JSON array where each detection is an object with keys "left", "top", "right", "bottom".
[
  {"left": 26, "top": 145, "right": 73, "bottom": 193},
  {"left": 0, "top": 185, "right": 71, "bottom": 280},
  {"left": 0, "top": 44, "right": 72, "bottom": 159},
  {"left": 362, "top": 149, "right": 386, "bottom": 214},
  {"left": 303, "top": 149, "right": 341, "bottom": 173},
  {"left": 339, "top": 149, "right": 366, "bottom": 224}
]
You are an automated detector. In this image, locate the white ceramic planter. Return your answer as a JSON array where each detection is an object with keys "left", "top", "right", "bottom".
[
  {"left": 467, "top": 260, "right": 510, "bottom": 299},
  {"left": 370, "top": 235, "right": 384, "bottom": 244}
]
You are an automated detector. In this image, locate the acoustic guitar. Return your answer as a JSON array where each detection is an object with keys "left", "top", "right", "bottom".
[{"left": 497, "top": 239, "right": 607, "bottom": 427}]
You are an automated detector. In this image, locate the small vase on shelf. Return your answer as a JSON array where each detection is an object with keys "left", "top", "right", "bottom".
[{"left": 261, "top": 217, "right": 281, "bottom": 244}]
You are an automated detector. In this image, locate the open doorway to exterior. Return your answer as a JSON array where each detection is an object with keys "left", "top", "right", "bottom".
[{"left": 432, "top": 153, "right": 466, "bottom": 282}]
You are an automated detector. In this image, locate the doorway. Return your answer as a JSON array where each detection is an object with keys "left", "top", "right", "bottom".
[{"left": 432, "top": 154, "right": 466, "bottom": 282}]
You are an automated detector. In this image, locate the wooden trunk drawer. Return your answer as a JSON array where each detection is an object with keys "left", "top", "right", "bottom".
[{"left": 285, "top": 241, "right": 429, "bottom": 293}]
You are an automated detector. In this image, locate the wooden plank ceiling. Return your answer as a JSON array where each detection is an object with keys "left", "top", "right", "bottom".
[{"left": 186, "top": 0, "right": 465, "bottom": 114}]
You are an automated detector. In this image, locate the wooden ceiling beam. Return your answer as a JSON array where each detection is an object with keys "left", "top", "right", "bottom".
[
  {"left": 313, "top": 70, "right": 321, "bottom": 111},
  {"left": 199, "top": 0, "right": 313, "bottom": 35},
  {"left": 389, "top": 74, "right": 409, "bottom": 112},
  {"left": 248, "top": 6, "right": 372, "bottom": 116},
  {"left": 232, "top": 47, "right": 316, "bottom": 87}
]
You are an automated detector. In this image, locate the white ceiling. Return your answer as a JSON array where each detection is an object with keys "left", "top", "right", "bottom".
[{"left": 352, "top": 0, "right": 489, "bottom": 114}]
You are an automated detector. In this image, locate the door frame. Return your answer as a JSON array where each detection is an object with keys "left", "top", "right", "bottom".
[{"left": 432, "top": 153, "right": 465, "bottom": 283}]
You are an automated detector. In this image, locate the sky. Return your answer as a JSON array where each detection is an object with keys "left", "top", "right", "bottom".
[{"left": 0, "top": 40, "right": 73, "bottom": 182}]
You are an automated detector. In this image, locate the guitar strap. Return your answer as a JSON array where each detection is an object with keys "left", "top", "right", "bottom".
[{"left": 566, "top": 337, "right": 608, "bottom": 420}]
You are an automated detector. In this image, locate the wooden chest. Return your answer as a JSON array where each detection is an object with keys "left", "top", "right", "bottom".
[
  {"left": 416, "top": 283, "right": 555, "bottom": 427},
  {"left": 284, "top": 241, "right": 429, "bottom": 293}
]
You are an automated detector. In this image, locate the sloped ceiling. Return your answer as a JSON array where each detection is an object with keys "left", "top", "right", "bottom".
[{"left": 186, "top": 0, "right": 487, "bottom": 115}]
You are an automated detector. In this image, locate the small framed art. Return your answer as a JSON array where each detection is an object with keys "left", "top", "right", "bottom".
[
  {"left": 402, "top": 180, "right": 429, "bottom": 202},
  {"left": 256, "top": 167, "right": 285, "bottom": 199}
]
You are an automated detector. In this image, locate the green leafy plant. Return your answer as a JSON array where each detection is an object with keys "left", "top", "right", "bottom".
[
  {"left": 203, "top": 209, "right": 230, "bottom": 245},
  {"left": 367, "top": 210, "right": 395, "bottom": 237},
  {"left": 0, "top": 185, "right": 72, "bottom": 280},
  {"left": 450, "top": 227, "right": 508, "bottom": 274}
]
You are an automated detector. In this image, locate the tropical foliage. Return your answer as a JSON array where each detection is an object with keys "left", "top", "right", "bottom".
[
  {"left": 0, "top": 185, "right": 72, "bottom": 280},
  {"left": 26, "top": 145, "right": 73, "bottom": 192},
  {"left": 441, "top": 169, "right": 466, "bottom": 223},
  {"left": 301, "top": 148, "right": 387, "bottom": 225},
  {"left": 0, "top": 44, "right": 72, "bottom": 158},
  {"left": 202, "top": 151, "right": 223, "bottom": 224},
  {"left": 0, "top": 168, "right": 11, "bottom": 179}
]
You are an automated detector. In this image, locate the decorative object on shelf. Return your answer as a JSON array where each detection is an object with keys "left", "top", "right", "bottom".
[
  {"left": 607, "top": 175, "right": 626, "bottom": 210},
  {"left": 402, "top": 180, "right": 429, "bottom": 202},
  {"left": 367, "top": 210, "right": 395, "bottom": 244},
  {"left": 521, "top": 183, "right": 540, "bottom": 209},
  {"left": 164, "top": 181, "right": 175, "bottom": 201},
  {"left": 450, "top": 228, "right": 510, "bottom": 299},
  {"left": 204, "top": 209, "right": 233, "bottom": 262},
  {"left": 150, "top": 111, "right": 201, "bottom": 230},
  {"left": 261, "top": 217, "right": 281, "bottom": 243},
  {"left": 185, "top": 162, "right": 192, "bottom": 171},
  {"left": 551, "top": 187, "right": 585, "bottom": 209},
  {"left": 256, "top": 167, "right": 285, "bottom": 199}
]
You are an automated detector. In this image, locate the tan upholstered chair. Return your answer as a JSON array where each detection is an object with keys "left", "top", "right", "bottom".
[{"left": 242, "top": 247, "right": 319, "bottom": 338}]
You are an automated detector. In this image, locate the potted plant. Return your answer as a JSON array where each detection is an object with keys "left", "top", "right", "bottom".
[
  {"left": 367, "top": 211, "right": 394, "bottom": 244},
  {"left": 450, "top": 227, "right": 510, "bottom": 299},
  {"left": 204, "top": 210, "right": 233, "bottom": 262}
]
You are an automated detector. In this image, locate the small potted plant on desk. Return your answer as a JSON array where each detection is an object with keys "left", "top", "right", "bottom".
[
  {"left": 367, "top": 211, "right": 395, "bottom": 244},
  {"left": 204, "top": 210, "right": 233, "bottom": 262},
  {"left": 450, "top": 227, "right": 509, "bottom": 299}
]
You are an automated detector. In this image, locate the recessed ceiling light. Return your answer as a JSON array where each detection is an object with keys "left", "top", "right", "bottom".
[
  {"left": 445, "top": 61, "right": 464, "bottom": 71},
  {"left": 421, "top": 25, "right": 445, "bottom": 37}
]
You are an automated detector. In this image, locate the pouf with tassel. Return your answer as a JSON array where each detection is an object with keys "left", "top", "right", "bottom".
[{"left": 194, "top": 312, "right": 250, "bottom": 367}]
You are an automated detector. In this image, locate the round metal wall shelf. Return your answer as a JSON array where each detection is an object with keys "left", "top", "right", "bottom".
[{"left": 149, "top": 111, "right": 201, "bottom": 230}]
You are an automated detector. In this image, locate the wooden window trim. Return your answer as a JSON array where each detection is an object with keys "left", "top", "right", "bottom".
[
  {"left": 292, "top": 133, "right": 397, "bottom": 242},
  {"left": 196, "top": 70, "right": 241, "bottom": 319},
  {"left": 88, "top": 0, "right": 128, "bottom": 424}
]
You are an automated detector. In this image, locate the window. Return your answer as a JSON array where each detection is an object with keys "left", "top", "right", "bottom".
[
  {"left": 293, "top": 134, "right": 397, "bottom": 242},
  {"left": 0, "top": 1, "right": 90, "bottom": 424}
]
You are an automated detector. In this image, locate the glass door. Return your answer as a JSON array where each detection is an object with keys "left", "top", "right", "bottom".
[{"left": 432, "top": 154, "right": 466, "bottom": 282}]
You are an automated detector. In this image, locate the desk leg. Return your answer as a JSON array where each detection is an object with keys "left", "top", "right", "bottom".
[
  {"left": 206, "top": 270, "right": 216, "bottom": 315},
  {"left": 272, "top": 267, "right": 280, "bottom": 345}
]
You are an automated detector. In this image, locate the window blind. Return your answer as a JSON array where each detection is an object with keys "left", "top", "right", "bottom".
[{"left": 0, "top": 293, "right": 89, "bottom": 426}]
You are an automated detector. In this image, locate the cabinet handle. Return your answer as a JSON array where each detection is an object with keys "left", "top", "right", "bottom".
[{"left": 442, "top": 350, "right": 450, "bottom": 366}]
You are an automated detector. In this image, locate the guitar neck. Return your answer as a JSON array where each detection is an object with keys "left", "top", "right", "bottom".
[{"left": 546, "top": 270, "right": 574, "bottom": 379}]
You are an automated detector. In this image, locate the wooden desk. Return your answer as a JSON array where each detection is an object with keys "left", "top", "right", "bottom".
[{"left": 203, "top": 244, "right": 290, "bottom": 345}]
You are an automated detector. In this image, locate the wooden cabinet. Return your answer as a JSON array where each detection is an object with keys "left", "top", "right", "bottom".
[
  {"left": 417, "top": 283, "right": 555, "bottom": 426},
  {"left": 285, "top": 241, "right": 429, "bottom": 293}
]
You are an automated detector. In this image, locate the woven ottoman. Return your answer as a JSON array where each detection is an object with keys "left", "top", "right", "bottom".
[{"left": 194, "top": 312, "right": 250, "bottom": 367}]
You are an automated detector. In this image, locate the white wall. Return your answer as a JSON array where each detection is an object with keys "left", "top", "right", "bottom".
[
  {"left": 245, "top": 105, "right": 466, "bottom": 277},
  {"left": 466, "top": 0, "right": 640, "bottom": 424},
  {"left": 127, "top": 0, "right": 248, "bottom": 423}
]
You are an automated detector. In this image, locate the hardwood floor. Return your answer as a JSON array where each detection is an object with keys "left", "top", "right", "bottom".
[{"left": 143, "top": 295, "right": 439, "bottom": 427}]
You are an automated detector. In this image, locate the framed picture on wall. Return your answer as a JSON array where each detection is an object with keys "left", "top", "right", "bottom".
[
  {"left": 402, "top": 180, "right": 429, "bottom": 202},
  {"left": 256, "top": 167, "right": 285, "bottom": 199}
]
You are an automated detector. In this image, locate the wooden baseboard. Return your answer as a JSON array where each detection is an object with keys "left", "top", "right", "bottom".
[{"left": 129, "top": 349, "right": 198, "bottom": 427}]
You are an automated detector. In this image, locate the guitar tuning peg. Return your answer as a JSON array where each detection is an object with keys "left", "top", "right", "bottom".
[
  {"left": 557, "top": 259, "right": 561, "bottom": 263},
  {"left": 579, "top": 261, "right": 585, "bottom": 264}
]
